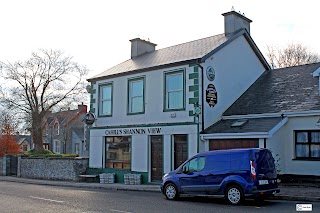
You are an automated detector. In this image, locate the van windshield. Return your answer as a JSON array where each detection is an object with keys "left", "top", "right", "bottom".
[{"left": 255, "top": 150, "right": 277, "bottom": 179}]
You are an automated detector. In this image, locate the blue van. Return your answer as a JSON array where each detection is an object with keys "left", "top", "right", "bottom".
[{"left": 160, "top": 148, "right": 280, "bottom": 204}]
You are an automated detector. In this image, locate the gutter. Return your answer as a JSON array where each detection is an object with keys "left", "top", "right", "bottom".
[
  {"left": 223, "top": 110, "right": 320, "bottom": 119},
  {"left": 201, "top": 117, "right": 288, "bottom": 140},
  {"left": 196, "top": 62, "right": 205, "bottom": 132}
]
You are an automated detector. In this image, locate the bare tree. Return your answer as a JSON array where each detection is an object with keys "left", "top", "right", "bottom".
[
  {"left": 0, "top": 49, "right": 88, "bottom": 153},
  {"left": 266, "top": 43, "right": 320, "bottom": 68}
]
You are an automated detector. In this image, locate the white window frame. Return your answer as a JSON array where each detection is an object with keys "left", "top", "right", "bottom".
[
  {"left": 128, "top": 77, "right": 144, "bottom": 114},
  {"left": 164, "top": 70, "right": 185, "bottom": 110},
  {"left": 99, "top": 83, "right": 113, "bottom": 116},
  {"left": 54, "top": 140, "right": 61, "bottom": 154}
]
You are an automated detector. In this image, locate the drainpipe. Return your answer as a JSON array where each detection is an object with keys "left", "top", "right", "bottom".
[{"left": 196, "top": 63, "right": 205, "bottom": 132}]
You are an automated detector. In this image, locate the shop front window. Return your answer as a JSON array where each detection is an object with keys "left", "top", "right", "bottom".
[{"left": 105, "top": 136, "right": 131, "bottom": 169}]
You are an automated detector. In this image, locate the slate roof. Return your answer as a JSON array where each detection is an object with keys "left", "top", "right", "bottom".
[
  {"left": 89, "top": 29, "right": 269, "bottom": 81},
  {"left": 203, "top": 117, "right": 283, "bottom": 134},
  {"left": 224, "top": 62, "right": 320, "bottom": 116}
]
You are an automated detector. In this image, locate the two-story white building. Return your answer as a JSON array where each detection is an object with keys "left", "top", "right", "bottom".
[{"left": 87, "top": 11, "right": 270, "bottom": 183}]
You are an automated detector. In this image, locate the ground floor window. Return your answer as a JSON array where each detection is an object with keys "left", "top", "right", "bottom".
[
  {"left": 75, "top": 143, "right": 80, "bottom": 154},
  {"left": 105, "top": 136, "right": 131, "bottom": 169},
  {"left": 54, "top": 140, "right": 61, "bottom": 154},
  {"left": 295, "top": 131, "right": 320, "bottom": 159},
  {"left": 43, "top": 143, "right": 49, "bottom": 150}
]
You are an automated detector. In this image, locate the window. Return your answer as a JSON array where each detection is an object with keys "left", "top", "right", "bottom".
[
  {"left": 164, "top": 70, "right": 184, "bottom": 110},
  {"left": 128, "top": 77, "right": 144, "bottom": 114},
  {"left": 75, "top": 143, "right": 80, "bottom": 154},
  {"left": 183, "top": 157, "right": 206, "bottom": 172},
  {"left": 54, "top": 123, "right": 59, "bottom": 135},
  {"left": 105, "top": 136, "right": 131, "bottom": 169},
  {"left": 296, "top": 131, "right": 320, "bottom": 159},
  {"left": 54, "top": 140, "right": 61, "bottom": 154},
  {"left": 99, "top": 83, "right": 112, "bottom": 116}
]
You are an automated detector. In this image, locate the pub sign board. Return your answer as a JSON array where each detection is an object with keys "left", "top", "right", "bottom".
[{"left": 206, "top": 84, "right": 217, "bottom": 107}]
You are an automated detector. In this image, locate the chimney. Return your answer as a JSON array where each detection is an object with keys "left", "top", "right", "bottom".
[
  {"left": 78, "top": 103, "right": 87, "bottom": 113},
  {"left": 130, "top": 38, "right": 157, "bottom": 58},
  {"left": 222, "top": 11, "right": 252, "bottom": 35}
]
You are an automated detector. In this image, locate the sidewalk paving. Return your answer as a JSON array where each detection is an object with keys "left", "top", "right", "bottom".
[{"left": 0, "top": 176, "right": 319, "bottom": 202}]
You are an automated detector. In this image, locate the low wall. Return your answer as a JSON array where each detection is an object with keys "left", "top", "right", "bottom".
[
  {"left": 19, "top": 156, "right": 89, "bottom": 181},
  {"left": 0, "top": 157, "right": 5, "bottom": 176}
]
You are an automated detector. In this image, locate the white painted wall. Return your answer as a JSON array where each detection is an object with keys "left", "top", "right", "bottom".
[
  {"left": 267, "top": 116, "right": 320, "bottom": 176},
  {"left": 91, "top": 65, "right": 196, "bottom": 128},
  {"left": 202, "top": 35, "right": 266, "bottom": 129},
  {"left": 131, "top": 134, "right": 148, "bottom": 172},
  {"left": 89, "top": 124, "right": 197, "bottom": 170}
]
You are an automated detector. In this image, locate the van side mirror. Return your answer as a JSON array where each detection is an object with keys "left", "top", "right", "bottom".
[{"left": 182, "top": 166, "right": 187, "bottom": 173}]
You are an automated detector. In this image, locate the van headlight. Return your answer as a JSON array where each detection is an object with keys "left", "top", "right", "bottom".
[{"left": 162, "top": 173, "right": 169, "bottom": 180}]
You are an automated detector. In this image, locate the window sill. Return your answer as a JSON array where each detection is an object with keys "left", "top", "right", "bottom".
[
  {"left": 292, "top": 158, "right": 320, "bottom": 161},
  {"left": 127, "top": 112, "right": 145, "bottom": 115},
  {"left": 98, "top": 114, "right": 112, "bottom": 117},
  {"left": 163, "top": 108, "right": 185, "bottom": 112}
]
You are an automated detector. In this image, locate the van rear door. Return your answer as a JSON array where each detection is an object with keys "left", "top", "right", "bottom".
[{"left": 255, "top": 149, "right": 278, "bottom": 189}]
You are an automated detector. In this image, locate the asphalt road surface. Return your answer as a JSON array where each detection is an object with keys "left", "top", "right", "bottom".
[{"left": 0, "top": 181, "right": 319, "bottom": 213}]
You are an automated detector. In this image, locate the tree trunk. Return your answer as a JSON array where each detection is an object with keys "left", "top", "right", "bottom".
[{"left": 32, "top": 113, "right": 45, "bottom": 153}]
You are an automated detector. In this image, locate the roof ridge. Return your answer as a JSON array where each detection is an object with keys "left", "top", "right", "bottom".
[
  {"left": 272, "top": 62, "right": 320, "bottom": 71},
  {"left": 158, "top": 33, "right": 225, "bottom": 51}
]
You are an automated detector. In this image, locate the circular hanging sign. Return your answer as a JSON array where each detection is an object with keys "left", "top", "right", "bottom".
[
  {"left": 206, "top": 84, "right": 217, "bottom": 107},
  {"left": 84, "top": 112, "right": 96, "bottom": 125},
  {"left": 206, "top": 66, "right": 215, "bottom": 81}
]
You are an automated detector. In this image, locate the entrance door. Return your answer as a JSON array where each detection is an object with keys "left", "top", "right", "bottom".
[
  {"left": 174, "top": 135, "right": 188, "bottom": 169},
  {"left": 8, "top": 155, "right": 18, "bottom": 176},
  {"left": 151, "top": 135, "right": 163, "bottom": 182}
]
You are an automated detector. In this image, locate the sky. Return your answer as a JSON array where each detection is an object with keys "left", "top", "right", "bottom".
[{"left": 0, "top": 0, "right": 319, "bottom": 79}]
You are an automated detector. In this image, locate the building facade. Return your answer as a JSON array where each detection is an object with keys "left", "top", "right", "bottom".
[
  {"left": 203, "top": 63, "right": 320, "bottom": 177},
  {"left": 87, "top": 11, "right": 270, "bottom": 183},
  {"left": 43, "top": 104, "right": 88, "bottom": 156}
]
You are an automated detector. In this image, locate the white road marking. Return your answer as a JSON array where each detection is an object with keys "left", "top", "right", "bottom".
[
  {"left": 110, "top": 209, "right": 133, "bottom": 213},
  {"left": 29, "top": 196, "right": 64, "bottom": 203}
]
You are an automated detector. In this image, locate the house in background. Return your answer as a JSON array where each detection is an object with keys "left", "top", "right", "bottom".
[
  {"left": 87, "top": 10, "right": 270, "bottom": 183},
  {"left": 43, "top": 104, "right": 88, "bottom": 156},
  {"left": 15, "top": 134, "right": 32, "bottom": 152},
  {"left": 202, "top": 62, "right": 320, "bottom": 177}
]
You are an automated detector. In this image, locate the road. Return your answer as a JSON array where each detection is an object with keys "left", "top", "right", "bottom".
[{"left": 0, "top": 181, "right": 319, "bottom": 213}]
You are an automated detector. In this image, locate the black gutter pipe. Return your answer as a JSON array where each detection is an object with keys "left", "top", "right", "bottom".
[{"left": 196, "top": 63, "right": 205, "bottom": 133}]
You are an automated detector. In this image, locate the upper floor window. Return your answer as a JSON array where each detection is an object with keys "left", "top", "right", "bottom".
[
  {"left": 164, "top": 70, "right": 185, "bottom": 110},
  {"left": 99, "top": 83, "right": 113, "bottom": 116},
  {"left": 296, "top": 131, "right": 320, "bottom": 159},
  {"left": 128, "top": 77, "right": 144, "bottom": 114},
  {"left": 54, "top": 122, "right": 59, "bottom": 135}
]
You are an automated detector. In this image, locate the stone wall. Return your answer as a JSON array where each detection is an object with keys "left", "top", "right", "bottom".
[
  {"left": 19, "top": 156, "right": 89, "bottom": 181},
  {"left": 0, "top": 157, "right": 5, "bottom": 176}
]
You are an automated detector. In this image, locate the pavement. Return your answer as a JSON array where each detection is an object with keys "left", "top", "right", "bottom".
[{"left": 0, "top": 176, "right": 319, "bottom": 202}]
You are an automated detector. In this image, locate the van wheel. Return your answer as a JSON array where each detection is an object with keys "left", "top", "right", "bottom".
[
  {"left": 225, "top": 185, "right": 243, "bottom": 205},
  {"left": 164, "top": 183, "right": 179, "bottom": 200}
]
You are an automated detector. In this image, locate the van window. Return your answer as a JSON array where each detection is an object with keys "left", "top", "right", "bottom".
[
  {"left": 184, "top": 157, "right": 206, "bottom": 172},
  {"left": 255, "top": 150, "right": 277, "bottom": 178}
]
